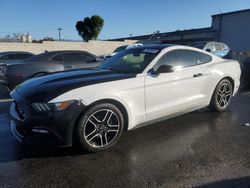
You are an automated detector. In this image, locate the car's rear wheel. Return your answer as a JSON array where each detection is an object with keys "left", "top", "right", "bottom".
[
  {"left": 209, "top": 79, "right": 233, "bottom": 112},
  {"left": 77, "top": 103, "right": 124, "bottom": 152}
]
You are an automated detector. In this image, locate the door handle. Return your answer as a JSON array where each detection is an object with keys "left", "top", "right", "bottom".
[{"left": 193, "top": 73, "right": 203, "bottom": 78}]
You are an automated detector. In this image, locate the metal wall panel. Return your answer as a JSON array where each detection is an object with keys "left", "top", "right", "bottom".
[{"left": 216, "top": 11, "right": 250, "bottom": 52}]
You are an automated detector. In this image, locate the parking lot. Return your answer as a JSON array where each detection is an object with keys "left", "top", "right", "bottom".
[{"left": 0, "top": 86, "right": 249, "bottom": 188}]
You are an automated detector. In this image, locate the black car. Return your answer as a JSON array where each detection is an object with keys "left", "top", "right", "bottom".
[
  {"left": 241, "top": 57, "right": 250, "bottom": 88},
  {"left": 0, "top": 50, "right": 102, "bottom": 89},
  {"left": 0, "top": 51, "right": 34, "bottom": 63}
]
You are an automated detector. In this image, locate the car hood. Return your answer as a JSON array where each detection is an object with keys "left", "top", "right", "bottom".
[{"left": 11, "top": 68, "right": 136, "bottom": 104}]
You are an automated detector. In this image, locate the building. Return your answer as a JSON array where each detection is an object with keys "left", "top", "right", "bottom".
[
  {"left": 111, "top": 9, "right": 250, "bottom": 60},
  {"left": 112, "top": 27, "right": 217, "bottom": 45},
  {"left": 212, "top": 9, "right": 250, "bottom": 53}
]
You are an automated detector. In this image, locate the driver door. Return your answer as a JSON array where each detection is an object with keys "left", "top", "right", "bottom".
[{"left": 145, "top": 49, "right": 206, "bottom": 121}]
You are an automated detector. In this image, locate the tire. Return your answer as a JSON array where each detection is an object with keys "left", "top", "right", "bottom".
[
  {"left": 77, "top": 103, "right": 124, "bottom": 152},
  {"left": 209, "top": 79, "right": 233, "bottom": 112}
]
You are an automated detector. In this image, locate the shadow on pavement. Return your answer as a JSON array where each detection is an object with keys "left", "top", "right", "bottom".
[
  {"left": 195, "top": 176, "right": 250, "bottom": 188},
  {"left": 0, "top": 105, "right": 243, "bottom": 162}
]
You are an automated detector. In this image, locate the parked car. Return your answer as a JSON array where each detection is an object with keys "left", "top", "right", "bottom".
[
  {"left": 10, "top": 44, "right": 241, "bottom": 152},
  {"left": 188, "top": 41, "right": 232, "bottom": 59},
  {"left": 0, "top": 50, "right": 102, "bottom": 89},
  {"left": 113, "top": 43, "right": 143, "bottom": 54},
  {"left": 101, "top": 43, "right": 143, "bottom": 60},
  {"left": 0, "top": 51, "right": 34, "bottom": 63}
]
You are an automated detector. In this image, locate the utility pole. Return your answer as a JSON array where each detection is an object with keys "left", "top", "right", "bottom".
[{"left": 58, "top": 28, "right": 62, "bottom": 41}]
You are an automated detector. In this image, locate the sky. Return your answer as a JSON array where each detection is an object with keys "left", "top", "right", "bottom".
[{"left": 0, "top": 0, "right": 249, "bottom": 40}]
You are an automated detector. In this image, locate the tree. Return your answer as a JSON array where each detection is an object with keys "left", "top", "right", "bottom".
[{"left": 76, "top": 15, "right": 104, "bottom": 42}]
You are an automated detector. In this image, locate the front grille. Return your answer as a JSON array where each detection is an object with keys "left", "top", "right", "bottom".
[{"left": 14, "top": 101, "right": 25, "bottom": 120}]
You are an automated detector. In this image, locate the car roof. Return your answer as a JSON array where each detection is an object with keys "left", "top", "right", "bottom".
[
  {"left": 24, "top": 50, "right": 96, "bottom": 62},
  {"left": 0, "top": 51, "right": 34, "bottom": 55}
]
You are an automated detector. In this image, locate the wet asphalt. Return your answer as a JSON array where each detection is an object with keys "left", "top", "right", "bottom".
[{"left": 0, "top": 86, "right": 250, "bottom": 188}]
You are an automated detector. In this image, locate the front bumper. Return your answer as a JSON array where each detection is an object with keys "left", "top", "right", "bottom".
[{"left": 10, "top": 100, "right": 85, "bottom": 146}]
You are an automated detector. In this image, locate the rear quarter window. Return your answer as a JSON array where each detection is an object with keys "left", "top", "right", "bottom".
[
  {"left": 63, "top": 53, "right": 96, "bottom": 63},
  {"left": 196, "top": 52, "right": 212, "bottom": 64},
  {"left": 51, "top": 55, "right": 64, "bottom": 62}
]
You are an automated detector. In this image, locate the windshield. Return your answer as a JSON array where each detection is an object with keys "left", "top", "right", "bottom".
[{"left": 100, "top": 48, "right": 160, "bottom": 73}]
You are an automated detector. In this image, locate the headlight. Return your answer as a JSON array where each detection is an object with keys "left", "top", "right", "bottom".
[{"left": 31, "top": 100, "right": 75, "bottom": 112}]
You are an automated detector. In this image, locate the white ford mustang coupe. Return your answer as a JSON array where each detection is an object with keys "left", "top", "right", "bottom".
[{"left": 10, "top": 44, "right": 241, "bottom": 152}]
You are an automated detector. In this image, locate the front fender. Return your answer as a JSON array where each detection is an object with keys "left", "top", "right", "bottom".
[{"left": 49, "top": 88, "right": 135, "bottom": 130}]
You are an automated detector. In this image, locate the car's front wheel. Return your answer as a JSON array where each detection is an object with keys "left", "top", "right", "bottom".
[
  {"left": 77, "top": 103, "right": 124, "bottom": 152},
  {"left": 209, "top": 79, "right": 233, "bottom": 112}
]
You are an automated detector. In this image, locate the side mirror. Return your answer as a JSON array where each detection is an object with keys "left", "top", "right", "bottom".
[
  {"left": 205, "top": 49, "right": 212, "bottom": 53},
  {"left": 150, "top": 65, "right": 174, "bottom": 75}
]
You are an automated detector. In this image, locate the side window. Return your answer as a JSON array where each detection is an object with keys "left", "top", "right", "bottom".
[
  {"left": 204, "top": 43, "right": 214, "bottom": 52},
  {"left": 155, "top": 50, "right": 212, "bottom": 70},
  {"left": 51, "top": 54, "right": 64, "bottom": 62},
  {"left": 7, "top": 54, "right": 17, "bottom": 60},
  {"left": 0, "top": 55, "right": 9, "bottom": 60},
  {"left": 82, "top": 54, "right": 96, "bottom": 63},
  {"left": 155, "top": 50, "right": 199, "bottom": 70},
  {"left": 63, "top": 53, "right": 77, "bottom": 62},
  {"left": 2, "top": 54, "right": 32, "bottom": 60},
  {"left": 63, "top": 53, "right": 95, "bottom": 62},
  {"left": 15, "top": 54, "right": 33, "bottom": 60},
  {"left": 196, "top": 52, "right": 212, "bottom": 64}
]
